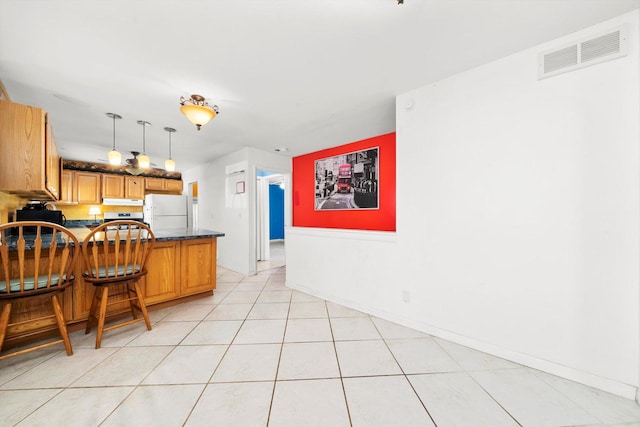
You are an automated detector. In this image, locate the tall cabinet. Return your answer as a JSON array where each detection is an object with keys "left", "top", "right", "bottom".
[{"left": 0, "top": 99, "right": 61, "bottom": 200}]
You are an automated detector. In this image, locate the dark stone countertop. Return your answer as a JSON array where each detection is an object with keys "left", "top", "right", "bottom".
[
  {"left": 3, "top": 227, "right": 225, "bottom": 250},
  {"left": 69, "top": 227, "right": 225, "bottom": 243}
]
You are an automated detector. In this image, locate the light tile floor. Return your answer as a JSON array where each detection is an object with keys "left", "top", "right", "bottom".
[
  {"left": 2, "top": 265, "right": 640, "bottom": 426},
  {"left": 257, "top": 240, "right": 285, "bottom": 272}
]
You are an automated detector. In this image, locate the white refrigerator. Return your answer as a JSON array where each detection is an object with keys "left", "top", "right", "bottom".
[{"left": 144, "top": 194, "right": 188, "bottom": 230}]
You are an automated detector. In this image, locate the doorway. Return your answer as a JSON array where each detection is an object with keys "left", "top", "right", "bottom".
[
  {"left": 187, "top": 181, "right": 198, "bottom": 230},
  {"left": 256, "top": 170, "right": 286, "bottom": 272}
]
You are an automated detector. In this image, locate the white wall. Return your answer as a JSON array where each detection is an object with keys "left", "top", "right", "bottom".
[
  {"left": 182, "top": 147, "right": 291, "bottom": 275},
  {"left": 287, "top": 10, "right": 640, "bottom": 398}
]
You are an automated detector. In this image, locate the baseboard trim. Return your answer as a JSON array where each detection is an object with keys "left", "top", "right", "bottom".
[{"left": 286, "top": 279, "right": 638, "bottom": 401}]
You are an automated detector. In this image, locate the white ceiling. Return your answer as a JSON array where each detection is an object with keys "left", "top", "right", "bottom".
[{"left": 1, "top": 0, "right": 638, "bottom": 171}]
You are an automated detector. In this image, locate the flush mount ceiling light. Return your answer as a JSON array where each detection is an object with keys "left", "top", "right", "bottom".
[
  {"left": 180, "top": 94, "right": 219, "bottom": 130},
  {"left": 164, "top": 127, "right": 176, "bottom": 171},
  {"left": 136, "top": 120, "right": 151, "bottom": 168},
  {"left": 106, "top": 113, "right": 122, "bottom": 165}
]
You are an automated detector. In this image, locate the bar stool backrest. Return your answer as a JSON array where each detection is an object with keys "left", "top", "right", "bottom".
[
  {"left": 0, "top": 221, "right": 79, "bottom": 298},
  {"left": 82, "top": 221, "right": 155, "bottom": 283}
]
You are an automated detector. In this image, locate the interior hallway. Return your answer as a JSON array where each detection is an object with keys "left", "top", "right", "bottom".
[
  {"left": 1, "top": 265, "right": 640, "bottom": 426},
  {"left": 257, "top": 240, "right": 285, "bottom": 272}
]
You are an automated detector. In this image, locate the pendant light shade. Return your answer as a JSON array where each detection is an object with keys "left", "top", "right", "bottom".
[
  {"left": 164, "top": 158, "right": 176, "bottom": 171},
  {"left": 106, "top": 113, "right": 122, "bottom": 165},
  {"left": 138, "top": 153, "right": 150, "bottom": 169},
  {"left": 180, "top": 94, "right": 219, "bottom": 130},
  {"left": 108, "top": 149, "right": 122, "bottom": 165},
  {"left": 163, "top": 127, "right": 176, "bottom": 171},
  {"left": 136, "top": 120, "right": 151, "bottom": 168}
]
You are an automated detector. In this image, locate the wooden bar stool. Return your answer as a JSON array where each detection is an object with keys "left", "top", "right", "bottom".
[
  {"left": 0, "top": 221, "right": 79, "bottom": 360},
  {"left": 81, "top": 220, "right": 155, "bottom": 349}
]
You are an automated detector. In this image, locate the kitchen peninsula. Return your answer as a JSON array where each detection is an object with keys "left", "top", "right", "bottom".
[{"left": 2, "top": 226, "right": 225, "bottom": 349}]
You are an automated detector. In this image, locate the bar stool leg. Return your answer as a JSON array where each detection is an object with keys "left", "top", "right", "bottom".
[
  {"left": 51, "top": 294, "right": 73, "bottom": 356},
  {"left": 126, "top": 281, "right": 139, "bottom": 321},
  {"left": 85, "top": 286, "right": 100, "bottom": 335},
  {"left": 0, "top": 303, "right": 12, "bottom": 353},
  {"left": 95, "top": 286, "right": 109, "bottom": 349},
  {"left": 133, "top": 282, "right": 152, "bottom": 330}
]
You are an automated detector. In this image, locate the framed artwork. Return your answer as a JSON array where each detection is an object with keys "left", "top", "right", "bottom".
[
  {"left": 235, "top": 181, "right": 245, "bottom": 194},
  {"left": 314, "top": 147, "right": 379, "bottom": 210}
]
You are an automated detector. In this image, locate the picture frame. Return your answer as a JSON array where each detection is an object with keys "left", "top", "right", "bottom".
[{"left": 314, "top": 147, "right": 379, "bottom": 210}]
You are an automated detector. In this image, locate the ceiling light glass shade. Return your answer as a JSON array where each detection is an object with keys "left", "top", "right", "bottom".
[
  {"left": 136, "top": 120, "right": 151, "bottom": 168},
  {"left": 108, "top": 149, "right": 122, "bottom": 165},
  {"left": 138, "top": 153, "right": 150, "bottom": 169},
  {"left": 180, "top": 94, "right": 219, "bottom": 131},
  {"left": 106, "top": 112, "right": 122, "bottom": 165},
  {"left": 163, "top": 126, "right": 177, "bottom": 172},
  {"left": 180, "top": 104, "right": 216, "bottom": 129}
]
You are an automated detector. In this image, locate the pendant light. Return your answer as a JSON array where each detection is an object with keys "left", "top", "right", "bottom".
[
  {"left": 136, "top": 120, "right": 151, "bottom": 168},
  {"left": 106, "top": 113, "right": 122, "bottom": 165},
  {"left": 163, "top": 127, "right": 176, "bottom": 171}
]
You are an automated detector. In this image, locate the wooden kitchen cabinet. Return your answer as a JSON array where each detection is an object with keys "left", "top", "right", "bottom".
[
  {"left": 142, "top": 241, "right": 181, "bottom": 304},
  {"left": 180, "top": 238, "right": 217, "bottom": 295},
  {"left": 75, "top": 172, "right": 101, "bottom": 204},
  {"left": 101, "top": 174, "right": 144, "bottom": 199},
  {"left": 144, "top": 177, "right": 164, "bottom": 191},
  {"left": 73, "top": 236, "right": 216, "bottom": 320},
  {"left": 102, "top": 174, "right": 125, "bottom": 198},
  {"left": 165, "top": 179, "right": 183, "bottom": 193},
  {"left": 0, "top": 99, "right": 61, "bottom": 200},
  {"left": 5, "top": 233, "right": 220, "bottom": 347},
  {"left": 45, "top": 122, "right": 61, "bottom": 200},
  {"left": 125, "top": 176, "right": 145, "bottom": 199},
  {"left": 145, "top": 177, "right": 183, "bottom": 194},
  {"left": 60, "top": 170, "right": 74, "bottom": 203},
  {"left": 58, "top": 170, "right": 101, "bottom": 204}
]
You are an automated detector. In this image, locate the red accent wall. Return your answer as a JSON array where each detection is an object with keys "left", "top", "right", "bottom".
[{"left": 292, "top": 132, "right": 396, "bottom": 231}]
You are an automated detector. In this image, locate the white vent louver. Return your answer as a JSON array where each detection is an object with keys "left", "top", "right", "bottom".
[{"left": 538, "top": 25, "right": 628, "bottom": 79}]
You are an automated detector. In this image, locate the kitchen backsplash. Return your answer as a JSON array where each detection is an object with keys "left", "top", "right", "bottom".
[
  {"left": 0, "top": 191, "right": 23, "bottom": 223},
  {"left": 61, "top": 204, "right": 143, "bottom": 220}
]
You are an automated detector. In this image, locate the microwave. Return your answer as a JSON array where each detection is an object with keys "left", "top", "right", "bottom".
[{"left": 16, "top": 209, "right": 65, "bottom": 233}]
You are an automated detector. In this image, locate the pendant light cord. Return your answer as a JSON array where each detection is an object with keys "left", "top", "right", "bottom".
[{"left": 112, "top": 115, "right": 116, "bottom": 150}]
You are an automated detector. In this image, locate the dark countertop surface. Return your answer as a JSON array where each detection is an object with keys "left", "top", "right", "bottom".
[
  {"left": 3, "top": 227, "right": 225, "bottom": 250},
  {"left": 69, "top": 227, "right": 225, "bottom": 243}
]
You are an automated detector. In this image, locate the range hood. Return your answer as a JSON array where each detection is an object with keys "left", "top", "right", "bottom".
[{"left": 102, "top": 198, "right": 144, "bottom": 206}]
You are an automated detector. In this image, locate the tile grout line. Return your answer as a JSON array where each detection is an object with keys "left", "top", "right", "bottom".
[
  {"left": 370, "top": 316, "right": 439, "bottom": 427},
  {"left": 265, "top": 276, "right": 292, "bottom": 427},
  {"left": 327, "top": 303, "right": 355, "bottom": 427}
]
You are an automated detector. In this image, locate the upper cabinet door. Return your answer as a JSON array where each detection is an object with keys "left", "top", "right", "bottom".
[
  {"left": 0, "top": 100, "right": 58, "bottom": 200},
  {"left": 59, "top": 170, "right": 74, "bottom": 203},
  {"left": 165, "top": 179, "right": 183, "bottom": 193},
  {"left": 75, "top": 172, "right": 101, "bottom": 204},
  {"left": 44, "top": 119, "right": 60, "bottom": 200},
  {"left": 102, "top": 174, "right": 125, "bottom": 199},
  {"left": 145, "top": 177, "right": 183, "bottom": 194},
  {"left": 144, "top": 178, "right": 165, "bottom": 191},
  {"left": 125, "top": 176, "right": 145, "bottom": 200}
]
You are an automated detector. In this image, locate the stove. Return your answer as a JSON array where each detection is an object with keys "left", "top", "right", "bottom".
[{"left": 103, "top": 212, "right": 146, "bottom": 230}]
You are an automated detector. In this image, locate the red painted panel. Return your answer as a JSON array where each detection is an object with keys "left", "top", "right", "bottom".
[{"left": 292, "top": 132, "right": 396, "bottom": 231}]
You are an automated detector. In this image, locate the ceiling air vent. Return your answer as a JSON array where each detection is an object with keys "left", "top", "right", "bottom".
[{"left": 538, "top": 25, "right": 628, "bottom": 80}]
